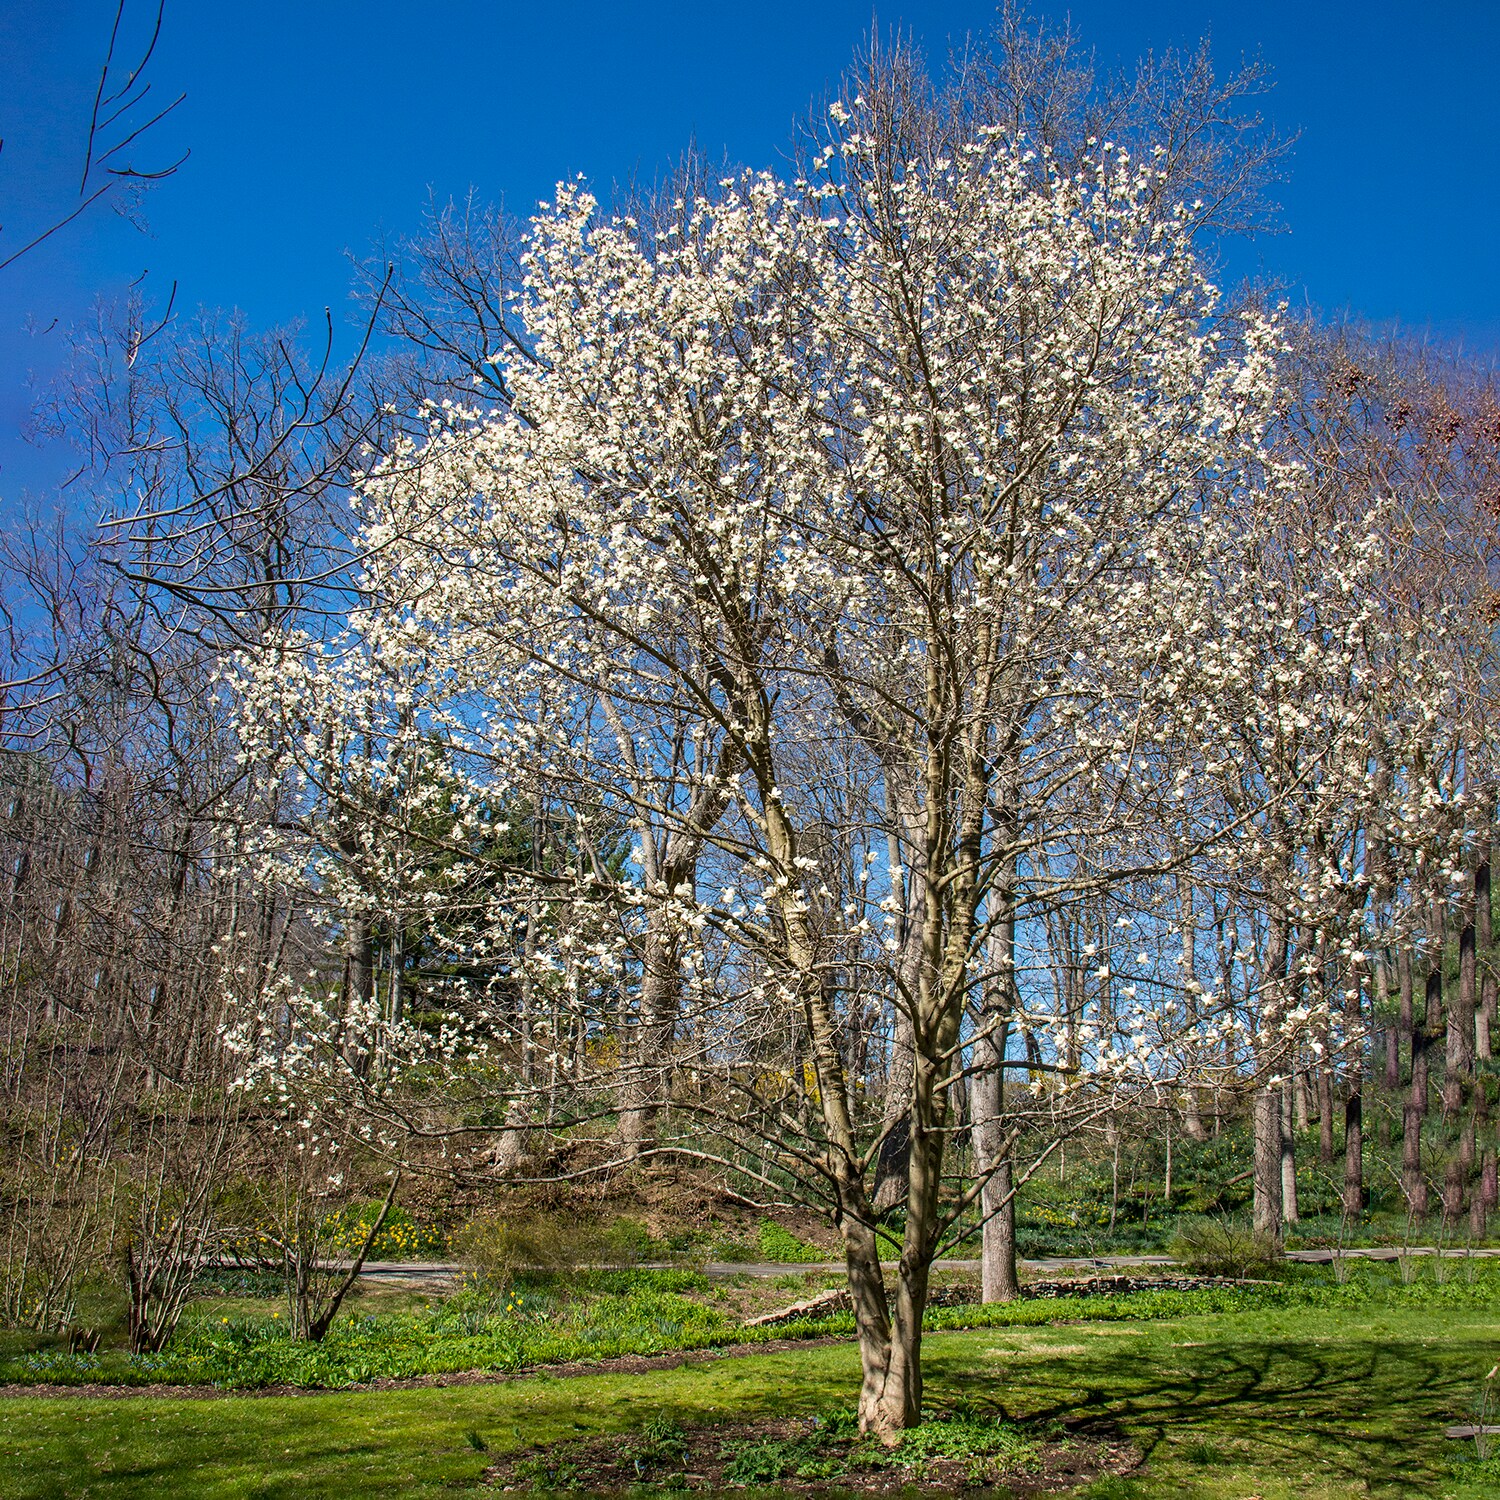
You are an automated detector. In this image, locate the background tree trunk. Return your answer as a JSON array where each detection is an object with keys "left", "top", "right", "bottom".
[
  {"left": 1343, "top": 1089, "right": 1363, "bottom": 1218},
  {"left": 1279, "top": 1074, "right": 1299, "bottom": 1225},
  {"left": 1253, "top": 1086, "right": 1283, "bottom": 1242}
]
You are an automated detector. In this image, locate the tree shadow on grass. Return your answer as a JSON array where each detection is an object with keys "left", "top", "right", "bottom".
[{"left": 923, "top": 1332, "right": 1500, "bottom": 1494}]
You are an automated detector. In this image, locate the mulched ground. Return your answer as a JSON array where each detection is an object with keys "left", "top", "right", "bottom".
[{"left": 482, "top": 1413, "right": 1141, "bottom": 1495}]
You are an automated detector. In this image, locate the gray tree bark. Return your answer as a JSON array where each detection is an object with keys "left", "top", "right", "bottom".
[
  {"left": 1252, "top": 1086, "right": 1283, "bottom": 1243},
  {"left": 1342, "top": 1089, "right": 1363, "bottom": 1218},
  {"left": 1279, "top": 1074, "right": 1299, "bottom": 1224}
]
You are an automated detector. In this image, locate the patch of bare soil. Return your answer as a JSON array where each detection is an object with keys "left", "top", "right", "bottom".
[{"left": 481, "top": 1413, "right": 1141, "bottom": 1495}]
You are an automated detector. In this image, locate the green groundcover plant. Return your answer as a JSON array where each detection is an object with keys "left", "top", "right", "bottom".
[
  {"left": 756, "top": 1219, "right": 828, "bottom": 1263},
  {"left": 5, "top": 1259, "right": 1500, "bottom": 1393}
]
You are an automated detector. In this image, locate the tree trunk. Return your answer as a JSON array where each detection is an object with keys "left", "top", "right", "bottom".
[
  {"left": 840, "top": 1216, "right": 907, "bottom": 1437},
  {"left": 855, "top": 1281, "right": 924, "bottom": 1438},
  {"left": 1179, "top": 873, "right": 1209, "bottom": 1143},
  {"left": 1280, "top": 1075, "right": 1299, "bottom": 1225},
  {"left": 1481, "top": 975, "right": 1496, "bottom": 1067},
  {"left": 1445, "top": 1146, "right": 1471, "bottom": 1226},
  {"left": 756, "top": 747, "right": 935, "bottom": 1442},
  {"left": 1420, "top": 947, "right": 1442, "bottom": 1118},
  {"left": 971, "top": 897, "right": 1019, "bottom": 1302},
  {"left": 1403, "top": 955, "right": 1437, "bottom": 1218},
  {"left": 619, "top": 916, "right": 679, "bottom": 1158},
  {"left": 1182, "top": 1090, "right": 1209, "bottom": 1144},
  {"left": 1253, "top": 888, "right": 1290, "bottom": 1243},
  {"left": 1253, "top": 1086, "right": 1283, "bottom": 1243},
  {"left": 1468, "top": 1076, "right": 1489, "bottom": 1237},
  {"left": 1376, "top": 945, "right": 1402, "bottom": 1089},
  {"left": 1399, "top": 944, "right": 1415, "bottom": 1088},
  {"left": 970, "top": 1019, "right": 1018, "bottom": 1302},
  {"left": 976, "top": 1153, "right": 1020, "bottom": 1302},
  {"left": 1342, "top": 1089, "right": 1363, "bottom": 1218},
  {"left": 491, "top": 1098, "right": 529, "bottom": 1173},
  {"left": 343, "top": 912, "right": 375, "bottom": 1080},
  {"left": 1478, "top": 854, "right": 1494, "bottom": 1062},
  {"left": 1447, "top": 923, "right": 1479, "bottom": 1223},
  {"left": 1446, "top": 903, "right": 1477, "bottom": 1120},
  {"left": 1484, "top": 1130, "right": 1500, "bottom": 1212},
  {"left": 306, "top": 1175, "right": 399, "bottom": 1342},
  {"left": 852, "top": 1047, "right": 948, "bottom": 1438},
  {"left": 872, "top": 1083, "right": 912, "bottom": 1212},
  {"left": 1314, "top": 1058, "right": 1334, "bottom": 1164},
  {"left": 873, "top": 986, "right": 917, "bottom": 1211},
  {"left": 873, "top": 818, "right": 922, "bottom": 1214}
]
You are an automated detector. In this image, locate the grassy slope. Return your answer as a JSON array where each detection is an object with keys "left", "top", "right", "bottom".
[{"left": 1, "top": 1305, "right": 1497, "bottom": 1499}]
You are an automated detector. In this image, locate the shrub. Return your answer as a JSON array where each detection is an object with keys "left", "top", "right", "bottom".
[
  {"left": 1168, "top": 1216, "right": 1280, "bottom": 1278},
  {"left": 455, "top": 1214, "right": 566, "bottom": 1287},
  {"left": 453, "top": 1212, "right": 668, "bottom": 1288}
]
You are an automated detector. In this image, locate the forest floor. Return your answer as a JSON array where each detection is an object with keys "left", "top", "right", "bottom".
[{"left": 1, "top": 1299, "right": 1497, "bottom": 1499}]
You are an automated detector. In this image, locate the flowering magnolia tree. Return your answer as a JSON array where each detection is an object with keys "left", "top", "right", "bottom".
[{"left": 225, "top": 79, "right": 1372, "bottom": 1433}]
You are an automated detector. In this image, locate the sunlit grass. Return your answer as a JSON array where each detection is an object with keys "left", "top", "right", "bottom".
[{"left": 1, "top": 1300, "right": 1497, "bottom": 1497}]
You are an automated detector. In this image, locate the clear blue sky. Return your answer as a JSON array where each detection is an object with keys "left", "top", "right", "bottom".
[{"left": 2, "top": 0, "right": 1497, "bottom": 497}]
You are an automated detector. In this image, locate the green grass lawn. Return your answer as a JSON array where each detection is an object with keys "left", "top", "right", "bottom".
[{"left": 1, "top": 1302, "right": 1497, "bottom": 1498}]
